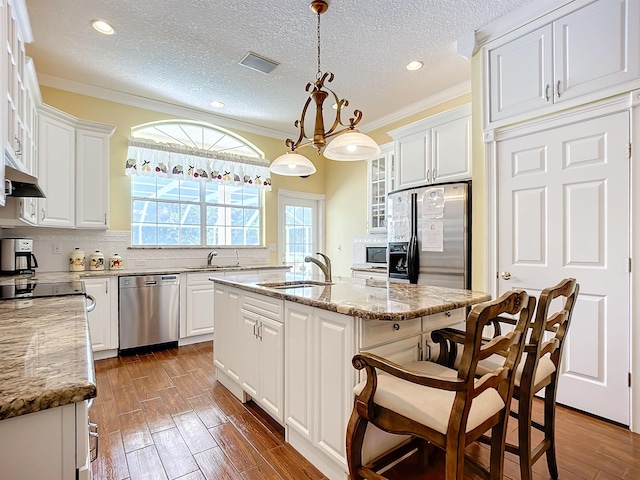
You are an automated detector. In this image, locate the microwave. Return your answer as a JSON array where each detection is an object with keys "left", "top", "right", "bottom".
[{"left": 365, "top": 245, "right": 387, "bottom": 267}]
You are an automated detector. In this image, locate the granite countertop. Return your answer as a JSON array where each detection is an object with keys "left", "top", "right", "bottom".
[
  {"left": 0, "top": 295, "right": 96, "bottom": 420},
  {"left": 211, "top": 271, "right": 491, "bottom": 321}
]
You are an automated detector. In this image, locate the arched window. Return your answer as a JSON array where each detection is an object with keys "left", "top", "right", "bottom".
[{"left": 127, "top": 121, "right": 269, "bottom": 247}]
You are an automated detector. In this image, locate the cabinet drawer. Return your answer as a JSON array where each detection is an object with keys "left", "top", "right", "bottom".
[
  {"left": 187, "top": 272, "right": 219, "bottom": 285},
  {"left": 360, "top": 317, "right": 422, "bottom": 349},
  {"left": 242, "top": 291, "right": 283, "bottom": 321},
  {"left": 422, "top": 308, "right": 465, "bottom": 332}
]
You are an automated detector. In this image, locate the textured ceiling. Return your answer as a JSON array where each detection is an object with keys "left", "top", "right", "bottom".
[{"left": 25, "top": 0, "right": 536, "bottom": 138}]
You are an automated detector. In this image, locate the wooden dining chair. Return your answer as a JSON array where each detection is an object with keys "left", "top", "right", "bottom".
[
  {"left": 431, "top": 278, "right": 579, "bottom": 480},
  {"left": 346, "top": 290, "right": 535, "bottom": 480}
]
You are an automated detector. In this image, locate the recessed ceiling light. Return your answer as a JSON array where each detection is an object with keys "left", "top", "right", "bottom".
[
  {"left": 210, "top": 101, "right": 225, "bottom": 109},
  {"left": 406, "top": 61, "right": 423, "bottom": 71},
  {"left": 91, "top": 20, "right": 115, "bottom": 35}
]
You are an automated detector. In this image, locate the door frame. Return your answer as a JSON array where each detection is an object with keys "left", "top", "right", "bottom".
[
  {"left": 484, "top": 91, "right": 639, "bottom": 430},
  {"left": 277, "top": 189, "right": 326, "bottom": 267}
]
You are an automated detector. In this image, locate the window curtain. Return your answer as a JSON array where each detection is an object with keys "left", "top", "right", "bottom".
[{"left": 125, "top": 138, "right": 272, "bottom": 190}]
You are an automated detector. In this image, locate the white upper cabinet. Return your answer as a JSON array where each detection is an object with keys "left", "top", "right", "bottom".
[
  {"left": 389, "top": 104, "right": 471, "bottom": 190},
  {"left": 486, "top": 0, "right": 640, "bottom": 125},
  {"left": 37, "top": 105, "right": 114, "bottom": 229},
  {"left": 37, "top": 109, "right": 75, "bottom": 227}
]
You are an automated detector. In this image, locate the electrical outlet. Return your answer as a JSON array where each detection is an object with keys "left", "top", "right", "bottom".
[
  {"left": 52, "top": 243, "right": 61, "bottom": 254},
  {"left": 135, "top": 260, "right": 146, "bottom": 266},
  {"left": 268, "top": 244, "right": 276, "bottom": 252}
]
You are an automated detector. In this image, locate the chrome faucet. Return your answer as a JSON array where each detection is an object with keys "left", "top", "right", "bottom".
[
  {"left": 207, "top": 251, "right": 218, "bottom": 266},
  {"left": 304, "top": 252, "right": 332, "bottom": 283},
  {"left": 234, "top": 249, "right": 240, "bottom": 266}
]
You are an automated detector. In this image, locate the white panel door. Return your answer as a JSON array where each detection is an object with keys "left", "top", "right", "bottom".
[
  {"left": 314, "top": 309, "right": 355, "bottom": 469},
  {"left": 258, "top": 316, "right": 284, "bottom": 422},
  {"left": 240, "top": 309, "right": 260, "bottom": 398},
  {"left": 185, "top": 284, "right": 215, "bottom": 337},
  {"left": 497, "top": 111, "right": 630, "bottom": 424},
  {"left": 431, "top": 115, "right": 472, "bottom": 183},
  {"left": 83, "top": 278, "right": 111, "bottom": 351},
  {"left": 396, "top": 130, "right": 429, "bottom": 189},
  {"left": 285, "top": 303, "right": 314, "bottom": 440}
]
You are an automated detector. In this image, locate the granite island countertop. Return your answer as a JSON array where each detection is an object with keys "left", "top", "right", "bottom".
[
  {"left": 0, "top": 295, "right": 96, "bottom": 420},
  {"left": 211, "top": 271, "right": 491, "bottom": 321}
]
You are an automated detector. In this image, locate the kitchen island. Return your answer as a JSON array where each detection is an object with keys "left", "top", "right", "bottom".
[
  {"left": 210, "top": 272, "right": 490, "bottom": 480},
  {"left": 0, "top": 294, "right": 96, "bottom": 479}
]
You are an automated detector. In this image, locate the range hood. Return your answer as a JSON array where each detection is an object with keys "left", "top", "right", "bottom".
[{"left": 4, "top": 152, "right": 45, "bottom": 198}]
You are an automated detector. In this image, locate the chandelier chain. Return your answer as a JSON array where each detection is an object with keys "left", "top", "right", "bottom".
[{"left": 316, "top": 8, "right": 321, "bottom": 79}]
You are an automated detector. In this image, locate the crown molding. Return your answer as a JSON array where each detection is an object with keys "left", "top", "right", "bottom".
[
  {"left": 37, "top": 73, "right": 291, "bottom": 140},
  {"left": 359, "top": 81, "right": 471, "bottom": 133},
  {"left": 474, "top": 0, "right": 576, "bottom": 48}
]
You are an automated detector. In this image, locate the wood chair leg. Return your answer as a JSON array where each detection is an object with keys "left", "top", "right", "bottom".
[
  {"left": 346, "top": 407, "right": 369, "bottom": 480},
  {"left": 544, "top": 384, "right": 559, "bottom": 479},
  {"left": 489, "top": 418, "right": 508, "bottom": 480},
  {"left": 517, "top": 396, "right": 534, "bottom": 480}
]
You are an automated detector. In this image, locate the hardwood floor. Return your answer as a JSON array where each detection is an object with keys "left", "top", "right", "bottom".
[{"left": 91, "top": 342, "right": 640, "bottom": 480}]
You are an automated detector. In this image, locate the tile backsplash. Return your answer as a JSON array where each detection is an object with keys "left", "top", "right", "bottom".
[{"left": 0, "top": 228, "right": 270, "bottom": 272}]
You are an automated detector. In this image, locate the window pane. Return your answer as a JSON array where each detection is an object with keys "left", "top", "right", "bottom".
[
  {"left": 245, "top": 228, "right": 259, "bottom": 245},
  {"left": 244, "top": 209, "right": 259, "bottom": 227},
  {"left": 228, "top": 186, "right": 244, "bottom": 205},
  {"left": 206, "top": 205, "right": 223, "bottom": 226},
  {"left": 131, "top": 177, "right": 158, "bottom": 198},
  {"left": 155, "top": 178, "right": 181, "bottom": 201},
  {"left": 157, "top": 202, "right": 180, "bottom": 224},
  {"left": 180, "top": 225, "right": 201, "bottom": 244},
  {"left": 231, "top": 228, "right": 244, "bottom": 244},
  {"left": 181, "top": 204, "right": 200, "bottom": 225},
  {"left": 230, "top": 207, "right": 244, "bottom": 226},
  {"left": 132, "top": 200, "right": 157, "bottom": 223},
  {"left": 207, "top": 226, "right": 226, "bottom": 245},
  {"left": 180, "top": 181, "right": 200, "bottom": 202},
  {"left": 243, "top": 189, "right": 259, "bottom": 207},
  {"left": 132, "top": 224, "right": 157, "bottom": 245},
  {"left": 205, "top": 183, "right": 223, "bottom": 203},
  {"left": 158, "top": 225, "right": 179, "bottom": 244}
]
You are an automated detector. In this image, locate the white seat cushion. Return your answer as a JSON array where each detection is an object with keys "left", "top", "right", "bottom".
[
  {"left": 475, "top": 353, "right": 556, "bottom": 388},
  {"left": 353, "top": 360, "right": 504, "bottom": 435}
]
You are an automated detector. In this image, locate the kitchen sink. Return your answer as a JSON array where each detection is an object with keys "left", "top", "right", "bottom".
[{"left": 257, "top": 280, "right": 332, "bottom": 289}]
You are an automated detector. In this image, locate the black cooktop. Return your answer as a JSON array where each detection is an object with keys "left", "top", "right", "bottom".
[{"left": 0, "top": 280, "right": 86, "bottom": 300}]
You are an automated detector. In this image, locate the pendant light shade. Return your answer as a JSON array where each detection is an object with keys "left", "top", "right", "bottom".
[
  {"left": 270, "top": 151, "right": 317, "bottom": 177},
  {"left": 323, "top": 130, "right": 382, "bottom": 161}
]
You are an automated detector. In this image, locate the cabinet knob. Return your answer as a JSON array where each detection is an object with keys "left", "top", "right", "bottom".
[
  {"left": 556, "top": 80, "right": 562, "bottom": 98},
  {"left": 393, "top": 323, "right": 400, "bottom": 331},
  {"left": 545, "top": 84, "right": 551, "bottom": 101},
  {"left": 501, "top": 271, "right": 512, "bottom": 280}
]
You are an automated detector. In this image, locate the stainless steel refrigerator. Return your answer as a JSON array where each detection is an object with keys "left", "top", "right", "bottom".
[{"left": 387, "top": 181, "right": 470, "bottom": 288}]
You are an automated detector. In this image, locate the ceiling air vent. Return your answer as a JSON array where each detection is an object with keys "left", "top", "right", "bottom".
[{"left": 239, "top": 52, "right": 280, "bottom": 74}]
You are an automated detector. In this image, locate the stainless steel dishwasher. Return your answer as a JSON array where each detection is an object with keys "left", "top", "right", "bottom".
[{"left": 119, "top": 274, "right": 180, "bottom": 354}]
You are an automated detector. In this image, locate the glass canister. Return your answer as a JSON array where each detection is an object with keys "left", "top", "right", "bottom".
[
  {"left": 69, "top": 248, "right": 86, "bottom": 272},
  {"left": 89, "top": 250, "right": 105, "bottom": 271},
  {"left": 109, "top": 253, "right": 123, "bottom": 270}
]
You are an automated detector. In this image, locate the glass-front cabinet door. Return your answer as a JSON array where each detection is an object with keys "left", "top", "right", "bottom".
[{"left": 367, "top": 142, "right": 395, "bottom": 233}]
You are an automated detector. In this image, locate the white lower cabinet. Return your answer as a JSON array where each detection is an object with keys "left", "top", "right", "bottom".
[
  {"left": 83, "top": 277, "right": 117, "bottom": 356},
  {"left": 285, "top": 301, "right": 356, "bottom": 475},
  {"left": 213, "top": 285, "right": 242, "bottom": 384},
  {"left": 0, "top": 401, "right": 91, "bottom": 479},
  {"left": 183, "top": 273, "right": 217, "bottom": 339},
  {"left": 240, "top": 291, "right": 284, "bottom": 422}
]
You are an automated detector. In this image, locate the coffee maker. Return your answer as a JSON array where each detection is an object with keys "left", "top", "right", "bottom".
[{"left": 1, "top": 238, "right": 38, "bottom": 274}]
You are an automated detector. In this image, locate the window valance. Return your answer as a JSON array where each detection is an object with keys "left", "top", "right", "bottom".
[{"left": 125, "top": 138, "right": 272, "bottom": 190}]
